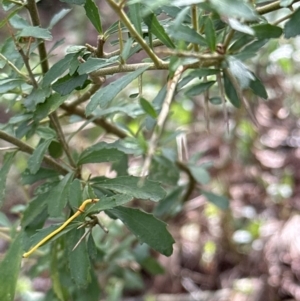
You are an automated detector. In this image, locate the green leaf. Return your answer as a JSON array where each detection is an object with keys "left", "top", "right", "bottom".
[
  {"left": 52, "top": 73, "right": 88, "bottom": 96},
  {"left": 84, "top": 0, "right": 102, "bottom": 34},
  {"left": 209, "top": 96, "right": 222, "bottom": 105},
  {"left": 69, "top": 179, "right": 83, "bottom": 209},
  {"left": 0, "top": 151, "right": 16, "bottom": 208},
  {"left": 28, "top": 139, "right": 53, "bottom": 174},
  {"left": 0, "top": 78, "right": 24, "bottom": 93},
  {"left": 149, "top": 155, "right": 179, "bottom": 185},
  {"left": 143, "top": 13, "right": 175, "bottom": 49},
  {"left": 0, "top": 6, "right": 23, "bottom": 29},
  {"left": 153, "top": 186, "right": 184, "bottom": 218},
  {"left": 202, "top": 190, "right": 229, "bottom": 210},
  {"left": 0, "top": 212, "right": 11, "bottom": 227},
  {"left": 47, "top": 172, "right": 74, "bottom": 217},
  {"left": 128, "top": 3, "right": 143, "bottom": 36},
  {"left": 139, "top": 97, "right": 158, "bottom": 118},
  {"left": 88, "top": 194, "right": 133, "bottom": 212},
  {"left": 48, "top": 8, "right": 72, "bottom": 29},
  {"left": 19, "top": 26, "right": 52, "bottom": 40},
  {"left": 22, "top": 168, "right": 59, "bottom": 185},
  {"left": 205, "top": 17, "right": 216, "bottom": 51},
  {"left": 189, "top": 165, "right": 210, "bottom": 185},
  {"left": 77, "top": 142, "right": 125, "bottom": 165},
  {"left": 67, "top": 228, "right": 91, "bottom": 288},
  {"left": 36, "top": 126, "right": 57, "bottom": 140},
  {"left": 42, "top": 53, "right": 75, "bottom": 87},
  {"left": 0, "top": 232, "right": 23, "bottom": 301},
  {"left": 185, "top": 81, "right": 215, "bottom": 97},
  {"left": 24, "top": 88, "right": 48, "bottom": 111},
  {"left": 169, "top": 24, "right": 207, "bottom": 46},
  {"left": 249, "top": 73, "right": 268, "bottom": 99},
  {"left": 211, "top": 0, "right": 258, "bottom": 21},
  {"left": 227, "top": 56, "right": 254, "bottom": 89},
  {"left": 108, "top": 207, "right": 174, "bottom": 256},
  {"left": 284, "top": 7, "right": 300, "bottom": 38},
  {"left": 21, "top": 193, "right": 48, "bottom": 228},
  {"left": 92, "top": 176, "right": 165, "bottom": 202},
  {"left": 252, "top": 24, "right": 282, "bottom": 39},
  {"left": 223, "top": 71, "right": 240, "bottom": 108},
  {"left": 86, "top": 66, "right": 149, "bottom": 114},
  {"left": 78, "top": 56, "right": 118, "bottom": 74}
]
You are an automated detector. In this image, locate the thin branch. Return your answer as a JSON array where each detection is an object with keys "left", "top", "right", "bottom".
[
  {"left": 256, "top": 0, "right": 300, "bottom": 15},
  {"left": 66, "top": 84, "right": 102, "bottom": 108},
  {"left": 0, "top": 130, "right": 70, "bottom": 175},
  {"left": 176, "top": 160, "right": 197, "bottom": 202},
  {"left": 26, "top": 0, "right": 49, "bottom": 74},
  {"left": 273, "top": 12, "right": 294, "bottom": 25},
  {"left": 60, "top": 104, "right": 127, "bottom": 138},
  {"left": 0, "top": 53, "right": 29, "bottom": 81},
  {"left": 223, "top": 29, "right": 235, "bottom": 52},
  {"left": 191, "top": 4, "right": 199, "bottom": 52},
  {"left": 203, "top": 76, "right": 210, "bottom": 132},
  {"left": 217, "top": 72, "right": 228, "bottom": 132},
  {"left": 106, "top": 0, "right": 164, "bottom": 67},
  {"left": 140, "top": 65, "right": 185, "bottom": 179}
]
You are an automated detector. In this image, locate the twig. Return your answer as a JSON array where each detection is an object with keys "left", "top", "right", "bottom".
[
  {"left": 191, "top": 4, "right": 199, "bottom": 52},
  {"left": 60, "top": 104, "right": 127, "bottom": 138},
  {"left": 140, "top": 65, "right": 184, "bottom": 179},
  {"left": 256, "top": 0, "right": 300, "bottom": 15},
  {"left": 26, "top": 0, "right": 77, "bottom": 168},
  {"left": 176, "top": 161, "right": 196, "bottom": 202},
  {"left": 217, "top": 72, "right": 228, "bottom": 132},
  {"left": 106, "top": 0, "right": 164, "bottom": 67},
  {"left": 0, "top": 130, "right": 70, "bottom": 175},
  {"left": 273, "top": 12, "right": 294, "bottom": 25},
  {"left": 0, "top": 53, "right": 29, "bottom": 81},
  {"left": 203, "top": 76, "right": 210, "bottom": 131}
]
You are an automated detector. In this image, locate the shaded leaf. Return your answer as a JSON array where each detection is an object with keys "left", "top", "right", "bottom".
[
  {"left": 28, "top": 139, "right": 53, "bottom": 174},
  {"left": 252, "top": 24, "right": 282, "bottom": 39},
  {"left": 48, "top": 8, "right": 72, "bottom": 29},
  {"left": 249, "top": 73, "right": 268, "bottom": 99},
  {"left": 129, "top": 3, "right": 143, "bottom": 36},
  {"left": 47, "top": 172, "right": 74, "bottom": 217},
  {"left": 205, "top": 17, "right": 216, "bottom": 51},
  {"left": 0, "top": 151, "right": 16, "bottom": 208},
  {"left": 19, "top": 26, "right": 52, "bottom": 40},
  {"left": 69, "top": 179, "right": 83, "bottom": 209},
  {"left": 52, "top": 73, "right": 88, "bottom": 96},
  {"left": 86, "top": 66, "right": 149, "bottom": 114},
  {"left": 189, "top": 165, "right": 210, "bottom": 185},
  {"left": 139, "top": 97, "right": 158, "bottom": 118},
  {"left": 77, "top": 142, "right": 125, "bottom": 165},
  {"left": 108, "top": 207, "right": 174, "bottom": 256},
  {"left": 92, "top": 176, "right": 165, "bottom": 202},
  {"left": 78, "top": 56, "right": 119, "bottom": 74},
  {"left": 202, "top": 190, "right": 229, "bottom": 210},
  {"left": 0, "top": 232, "right": 23, "bottom": 301},
  {"left": 88, "top": 194, "right": 133, "bottom": 212},
  {"left": 223, "top": 71, "right": 240, "bottom": 108},
  {"left": 84, "top": 0, "right": 102, "bottom": 33},
  {"left": 60, "top": 0, "right": 86, "bottom": 4},
  {"left": 284, "top": 7, "right": 300, "bottom": 38},
  {"left": 149, "top": 155, "right": 179, "bottom": 185},
  {"left": 0, "top": 78, "right": 24, "bottom": 93},
  {"left": 185, "top": 81, "right": 215, "bottom": 97},
  {"left": 67, "top": 228, "right": 91, "bottom": 288},
  {"left": 143, "top": 13, "right": 175, "bottom": 49},
  {"left": 22, "top": 167, "right": 59, "bottom": 185}
]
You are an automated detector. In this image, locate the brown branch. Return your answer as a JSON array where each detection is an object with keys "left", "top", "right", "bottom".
[
  {"left": 0, "top": 130, "right": 70, "bottom": 175},
  {"left": 256, "top": 0, "right": 300, "bottom": 15},
  {"left": 60, "top": 104, "right": 127, "bottom": 139}
]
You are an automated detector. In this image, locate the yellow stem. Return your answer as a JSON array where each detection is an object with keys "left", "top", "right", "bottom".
[{"left": 22, "top": 199, "right": 99, "bottom": 258}]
